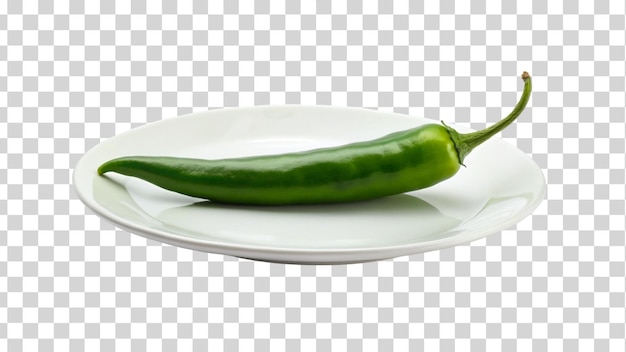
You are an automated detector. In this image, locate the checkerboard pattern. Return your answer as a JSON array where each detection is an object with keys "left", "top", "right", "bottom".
[{"left": 2, "top": 0, "right": 626, "bottom": 351}]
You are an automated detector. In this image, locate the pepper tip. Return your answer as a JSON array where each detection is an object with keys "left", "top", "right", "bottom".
[
  {"left": 521, "top": 71, "right": 530, "bottom": 81},
  {"left": 97, "top": 162, "right": 109, "bottom": 176}
]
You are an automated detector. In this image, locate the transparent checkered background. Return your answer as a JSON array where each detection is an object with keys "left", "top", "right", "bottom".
[{"left": 2, "top": 0, "right": 625, "bottom": 351}]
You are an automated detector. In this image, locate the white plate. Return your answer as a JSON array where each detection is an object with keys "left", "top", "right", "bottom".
[{"left": 73, "top": 105, "right": 545, "bottom": 264}]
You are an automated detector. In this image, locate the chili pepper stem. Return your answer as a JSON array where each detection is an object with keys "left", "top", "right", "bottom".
[{"left": 443, "top": 71, "right": 532, "bottom": 165}]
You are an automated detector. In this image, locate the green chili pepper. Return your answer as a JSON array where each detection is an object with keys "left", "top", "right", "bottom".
[{"left": 98, "top": 72, "right": 531, "bottom": 205}]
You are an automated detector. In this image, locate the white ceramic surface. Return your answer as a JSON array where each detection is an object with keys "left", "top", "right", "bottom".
[{"left": 73, "top": 106, "right": 545, "bottom": 264}]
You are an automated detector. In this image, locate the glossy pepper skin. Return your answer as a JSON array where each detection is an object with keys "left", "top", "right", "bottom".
[{"left": 98, "top": 72, "right": 532, "bottom": 206}]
